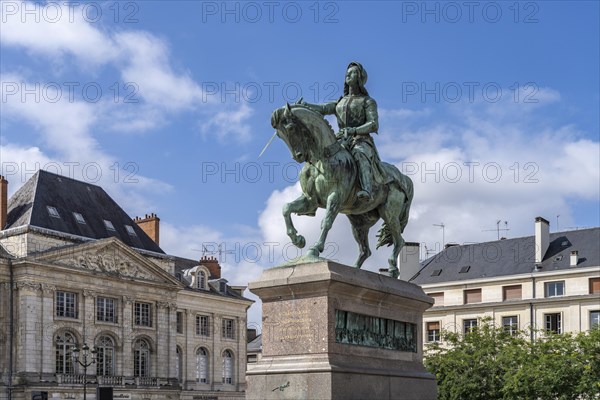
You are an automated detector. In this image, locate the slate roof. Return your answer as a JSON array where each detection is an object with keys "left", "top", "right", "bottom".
[
  {"left": 4, "top": 170, "right": 164, "bottom": 254},
  {"left": 410, "top": 227, "right": 600, "bottom": 285},
  {"left": 247, "top": 334, "right": 262, "bottom": 352}
]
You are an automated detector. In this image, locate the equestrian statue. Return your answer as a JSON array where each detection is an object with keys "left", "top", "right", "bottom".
[{"left": 268, "top": 62, "right": 414, "bottom": 278}]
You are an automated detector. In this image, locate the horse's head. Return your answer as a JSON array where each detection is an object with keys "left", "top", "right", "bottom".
[{"left": 271, "top": 103, "right": 336, "bottom": 164}]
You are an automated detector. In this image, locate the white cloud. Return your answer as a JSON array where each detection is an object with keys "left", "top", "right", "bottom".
[{"left": 200, "top": 103, "right": 254, "bottom": 144}]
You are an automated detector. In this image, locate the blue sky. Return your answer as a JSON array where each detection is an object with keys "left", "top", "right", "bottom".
[{"left": 1, "top": 1, "right": 599, "bottom": 325}]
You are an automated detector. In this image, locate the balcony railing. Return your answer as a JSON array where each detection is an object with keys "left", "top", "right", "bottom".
[{"left": 56, "top": 374, "right": 162, "bottom": 387}]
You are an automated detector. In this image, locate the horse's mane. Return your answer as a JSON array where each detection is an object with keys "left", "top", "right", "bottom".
[{"left": 290, "top": 106, "right": 336, "bottom": 139}]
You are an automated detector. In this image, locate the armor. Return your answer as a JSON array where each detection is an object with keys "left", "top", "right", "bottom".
[{"left": 302, "top": 62, "right": 380, "bottom": 201}]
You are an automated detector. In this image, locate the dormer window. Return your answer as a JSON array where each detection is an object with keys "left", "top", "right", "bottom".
[
  {"left": 47, "top": 206, "right": 60, "bottom": 218},
  {"left": 197, "top": 271, "right": 207, "bottom": 290},
  {"left": 125, "top": 225, "right": 137, "bottom": 236},
  {"left": 73, "top": 212, "right": 86, "bottom": 224},
  {"left": 219, "top": 281, "right": 227, "bottom": 293},
  {"left": 104, "top": 220, "right": 116, "bottom": 231}
]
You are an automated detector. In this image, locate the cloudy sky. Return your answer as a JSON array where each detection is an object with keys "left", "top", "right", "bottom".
[{"left": 1, "top": 1, "right": 599, "bottom": 327}]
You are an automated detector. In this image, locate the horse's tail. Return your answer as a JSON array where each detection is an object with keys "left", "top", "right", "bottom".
[{"left": 376, "top": 165, "right": 414, "bottom": 249}]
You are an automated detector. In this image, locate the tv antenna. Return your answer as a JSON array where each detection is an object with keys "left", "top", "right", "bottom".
[
  {"left": 193, "top": 244, "right": 235, "bottom": 262},
  {"left": 433, "top": 223, "right": 445, "bottom": 248},
  {"left": 482, "top": 220, "right": 509, "bottom": 240},
  {"left": 423, "top": 244, "right": 437, "bottom": 258}
]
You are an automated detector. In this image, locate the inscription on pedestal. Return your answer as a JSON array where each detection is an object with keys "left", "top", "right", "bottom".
[{"left": 335, "top": 310, "right": 417, "bottom": 352}]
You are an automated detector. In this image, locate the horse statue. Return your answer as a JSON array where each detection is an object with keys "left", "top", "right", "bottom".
[{"left": 271, "top": 103, "right": 414, "bottom": 278}]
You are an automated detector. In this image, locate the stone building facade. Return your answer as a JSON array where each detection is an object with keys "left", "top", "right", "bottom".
[
  {"left": 0, "top": 171, "right": 253, "bottom": 400},
  {"left": 406, "top": 217, "right": 599, "bottom": 344}
]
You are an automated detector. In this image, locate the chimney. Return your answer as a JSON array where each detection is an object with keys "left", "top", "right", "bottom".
[
  {"left": 133, "top": 213, "right": 160, "bottom": 245},
  {"left": 398, "top": 242, "right": 421, "bottom": 281},
  {"left": 200, "top": 256, "right": 221, "bottom": 279},
  {"left": 535, "top": 216, "right": 550, "bottom": 263},
  {"left": 570, "top": 250, "right": 579, "bottom": 267},
  {"left": 0, "top": 176, "right": 8, "bottom": 230}
]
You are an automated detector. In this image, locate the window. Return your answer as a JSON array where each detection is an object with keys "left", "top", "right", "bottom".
[
  {"left": 134, "top": 302, "right": 152, "bottom": 327},
  {"left": 97, "top": 297, "right": 117, "bottom": 323},
  {"left": 196, "top": 315, "right": 210, "bottom": 337},
  {"left": 428, "top": 292, "right": 444, "bottom": 306},
  {"left": 176, "top": 312, "right": 184, "bottom": 334},
  {"left": 104, "top": 220, "right": 116, "bottom": 231},
  {"left": 545, "top": 313, "right": 562, "bottom": 333},
  {"left": 545, "top": 281, "right": 565, "bottom": 297},
  {"left": 459, "top": 266, "right": 471, "bottom": 274},
  {"left": 125, "top": 225, "right": 137, "bottom": 236},
  {"left": 197, "top": 271, "right": 207, "bottom": 290},
  {"left": 222, "top": 318, "right": 235, "bottom": 339},
  {"left": 96, "top": 336, "right": 115, "bottom": 376},
  {"left": 176, "top": 346, "right": 183, "bottom": 382},
  {"left": 426, "top": 321, "right": 440, "bottom": 342},
  {"left": 503, "top": 285, "right": 522, "bottom": 301},
  {"left": 56, "top": 291, "right": 78, "bottom": 318},
  {"left": 464, "top": 289, "right": 482, "bottom": 304},
  {"left": 47, "top": 206, "right": 61, "bottom": 218},
  {"left": 502, "top": 316, "right": 519, "bottom": 335},
  {"left": 72, "top": 212, "right": 85, "bottom": 224},
  {"left": 222, "top": 350, "right": 233, "bottom": 384},
  {"left": 55, "top": 332, "right": 76, "bottom": 374},
  {"left": 463, "top": 319, "right": 478, "bottom": 334},
  {"left": 133, "top": 339, "right": 150, "bottom": 377},
  {"left": 219, "top": 281, "right": 227, "bottom": 293},
  {"left": 590, "top": 278, "right": 600, "bottom": 294},
  {"left": 590, "top": 311, "right": 600, "bottom": 329},
  {"left": 196, "top": 348, "right": 209, "bottom": 383}
]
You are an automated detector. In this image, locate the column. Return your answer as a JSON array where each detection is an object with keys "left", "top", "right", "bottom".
[
  {"left": 40, "top": 284, "right": 56, "bottom": 374},
  {"left": 15, "top": 281, "right": 42, "bottom": 375},
  {"left": 156, "top": 301, "right": 170, "bottom": 378},
  {"left": 122, "top": 295, "right": 134, "bottom": 377}
]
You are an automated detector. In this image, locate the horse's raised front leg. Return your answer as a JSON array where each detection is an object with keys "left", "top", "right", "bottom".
[
  {"left": 283, "top": 195, "right": 317, "bottom": 249},
  {"left": 307, "top": 191, "right": 341, "bottom": 258}
]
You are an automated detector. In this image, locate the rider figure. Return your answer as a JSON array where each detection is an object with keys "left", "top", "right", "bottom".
[{"left": 300, "top": 62, "right": 379, "bottom": 201}]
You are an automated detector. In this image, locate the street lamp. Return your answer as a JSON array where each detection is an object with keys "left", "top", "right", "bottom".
[{"left": 71, "top": 343, "right": 97, "bottom": 400}]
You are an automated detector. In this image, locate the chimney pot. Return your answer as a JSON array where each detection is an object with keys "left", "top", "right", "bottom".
[
  {"left": 134, "top": 213, "right": 160, "bottom": 245},
  {"left": 398, "top": 242, "right": 421, "bottom": 281},
  {"left": 535, "top": 216, "right": 550, "bottom": 263},
  {"left": 570, "top": 250, "right": 579, "bottom": 267}
]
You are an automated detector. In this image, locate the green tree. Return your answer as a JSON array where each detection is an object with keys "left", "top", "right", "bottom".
[{"left": 425, "top": 319, "right": 600, "bottom": 400}]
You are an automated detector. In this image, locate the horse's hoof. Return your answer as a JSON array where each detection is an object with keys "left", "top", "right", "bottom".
[
  {"left": 389, "top": 269, "right": 399, "bottom": 279},
  {"left": 307, "top": 248, "right": 319, "bottom": 258},
  {"left": 296, "top": 235, "right": 306, "bottom": 249}
]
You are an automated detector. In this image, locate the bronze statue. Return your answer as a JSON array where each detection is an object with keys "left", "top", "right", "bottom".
[
  {"left": 270, "top": 62, "right": 414, "bottom": 278},
  {"left": 299, "top": 62, "right": 379, "bottom": 201}
]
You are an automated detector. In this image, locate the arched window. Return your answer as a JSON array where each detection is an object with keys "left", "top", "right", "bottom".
[
  {"left": 133, "top": 339, "right": 150, "bottom": 377},
  {"left": 55, "top": 332, "right": 76, "bottom": 374},
  {"left": 222, "top": 350, "right": 233, "bottom": 384},
  {"left": 196, "top": 347, "right": 209, "bottom": 383},
  {"left": 96, "top": 336, "right": 115, "bottom": 376},
  {"left": 197, "top": 271, "right": 207, "bottom": 290},
  {"left": 176, "top": 346, "right": 183, "bottom": 381}
]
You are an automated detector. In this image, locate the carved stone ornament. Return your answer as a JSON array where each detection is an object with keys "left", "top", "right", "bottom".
[
  {"left": 52, "top": 248, "right": 159, "bottom": 282},
  {"left": 123, "top": 295, "right": 134, "bottom": 304},
  {"left": 157, "top": 301, "right": 170, "bottom": 309},
  {"left": 41, "top": 283, "right": 56, "bottom": 294},
  {"left": 15, "top": 280, "right": 41, "bottom": 292},
  {"left": 83, "top": 289, "right": 96, "bottom": 298}
]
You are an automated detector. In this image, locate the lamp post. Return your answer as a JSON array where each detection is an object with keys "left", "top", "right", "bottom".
[{"left": 71, "top": 343, "right": 97, "bottom": 400}]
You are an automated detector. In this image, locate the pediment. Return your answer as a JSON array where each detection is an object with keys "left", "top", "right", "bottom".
[{"left": 30, "top": 238, "right": 181, "bottom": 285}]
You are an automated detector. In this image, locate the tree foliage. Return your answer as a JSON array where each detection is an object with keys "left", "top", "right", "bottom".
[{"left": 424, "top": 319, "right": 600, "bottom": 400}]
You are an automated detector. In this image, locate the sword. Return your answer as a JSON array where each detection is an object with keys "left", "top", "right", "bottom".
[{"left": 258, "top": 131, "right": 278, "bottom": 158}]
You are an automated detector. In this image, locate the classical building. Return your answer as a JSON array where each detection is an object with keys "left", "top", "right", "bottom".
[
  {"left": 0, "top": 171, "right": 253, "bottom": 400},
  {"left": 405, "top": 217, "right": 599, "bottom": 344}
]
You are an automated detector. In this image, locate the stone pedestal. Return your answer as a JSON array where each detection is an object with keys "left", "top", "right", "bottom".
[{"left": 246, "top": 260, "right": 437, "bottom": 400}]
